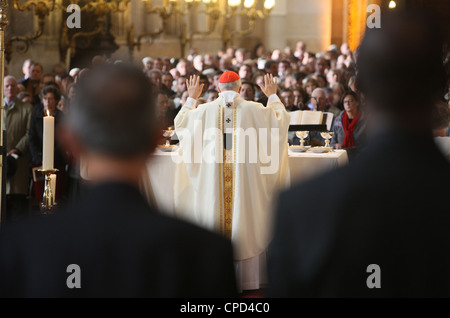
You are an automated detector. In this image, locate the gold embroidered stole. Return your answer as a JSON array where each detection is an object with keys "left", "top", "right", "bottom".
[{"left": 218, "top": 104, "right": 236, "bottom": 239}]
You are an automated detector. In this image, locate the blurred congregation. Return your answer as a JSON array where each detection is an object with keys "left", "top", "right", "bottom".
[{"left": 3, "top": 34, "right": 449, "bottom": 222}]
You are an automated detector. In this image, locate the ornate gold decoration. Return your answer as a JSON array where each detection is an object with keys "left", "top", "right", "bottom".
[{"left": 0, "top": 0, "right": 8, "bottom": 223}]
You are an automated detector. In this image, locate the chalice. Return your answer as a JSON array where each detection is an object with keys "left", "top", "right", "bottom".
[
  {"left": 320, "top": 131, "right": 334, "bottom": 148},
  {"left": 295, "top": 131, "right": 309, "bottom": 147},
  {"left": 162, "top": 126, "right": 175, "bottom": 147}
]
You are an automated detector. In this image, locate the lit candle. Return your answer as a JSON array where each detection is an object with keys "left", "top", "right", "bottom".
[{"left": 43, "top": 110, "right": 54, "bottom": 170}]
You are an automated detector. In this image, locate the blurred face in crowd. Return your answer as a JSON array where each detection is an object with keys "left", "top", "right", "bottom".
[
  {"left": 57, "top": 96, "right": 67, "bottom": 113},
  {"left": 235, "top": 50, "right": 245, "bottom": 64},
  {"left": 220, "top": 58, "right": 232, "bottom": 71},
  {"left": 307, "top": 57, "right": 316, "bottom": 73},
  {"left": 271, "top": 49, "right": 281, "bottom": 61},
  {"left": 157, "top": 93, "right": 170, "bottom": 115},
  {"left": 213, "top": 74, "right": 222, "bottom": 89},
  {"left": 299, "top": 65, "right": 311, "bottom": 74},
  {"left": 331, "top": 85, "right": 344, "bottom": 105},
  {"left": 255, "top": 75, "right": 265, "bottom": 88},
  {"left": 206, "top": 91, "right": 219, "bottom": 103},
  {"left": 315, "top": 58, "right": 327, "bottom": 75},
  {"left": 343, "top": 94, "right": 359, "bottom": 116},
  {"left": 340, "top": 43, "right": 351, "bottom": 57},
  {"left": 43, "top": 92, "right": 57, "bottom": 114},
  {"left": 68, "top": 85, "right": 76, "bottom": 101},
  {"left": 293, "top": 89, "right": 304, "bottom": 107},
  {"left": 69, "top": 68, "right": 80, "bottom": 82},
  {"left": 311, "top": 89, "right": 327, "bottom": 111},
  {"left": 150, "top": 72, "right": 162, "bottom": 89},
  {"left": 284, "top": 75, "right": 296, "bottom": 89},
  {"left": 267, "top": 62, "right": 278, "bottom": 75},
  {"left": 199, "top": 77, "right": 210, "bottom": 96},
  {"left": 143, "top": 59, "right": 152, "bottom": 71},
  {"left": 296, "top": 41, "right": 306, "bottom": 53},
  {"left": 281, "top": 90, "right": 295, "bottom": 110},
  {"left": 239, "top": 65, "right": 252, "bottom": 80},
  {"left": 162, "top": 60, "right": 172, "bottom": 72},
  {"left": 336, "top": 55, "right": 346, "bottom": 69},
  {"left": 203, "top": 54, "right": 213, "bottom": 67},
  {"left": 193, "top": 55, "right": 204, "bottom": 72},
  {"left": 23, "top": 60, "right": 33, "bottom": 78},
  {"left": 53, "top": 65, "right": 66, "bottom": 78},
  {"left": 153, "top": 59, "right": 163, "bottom": 71},
  {"left": 162, "top": 74, "right": 174, "bottom": 90},
  {"left": 42, "top": 75, "right": 55, "bottom": 86},
  {"left": 278, "top": 61, "right": 290, "bottom": 77},
  {"left": 4, "top": 77, "right": 18, "bottom": 102},
  {"left": 240, "top": 83, "right": 255, "bottom": 101},
  {"left": 327, "top": 70, "right": 340, "bottom": 86},
  {"left": 226, "top": 47, "right": 235, "bottom": 59},
  {"left": 176, "top": 76, "right": 187, "bottom": 93},
  {"left": 169, "top": 68, "right": 180, "bottom": 80},
  {"left": 30, "top": 64, "right": 43, "bottom": 81},
  {"left": 254, "top": 44, "right": 264, "bottom": 58},
  {"left": 176, "top": 60, "right": 188, "bottom": 76},
  {"left": 304, "top": 80, "right": 317, "bottom": 96},
  {"left": 313, "top": 75, "right": 327, "bottom": 88}
]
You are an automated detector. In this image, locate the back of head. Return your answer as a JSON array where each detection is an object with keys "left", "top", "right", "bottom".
[
  {"left": 356, "top": 8, "right": 447, "bottom": 119},
  {"left": 68, "top": 64, "right": 157, "bottom": 158}
]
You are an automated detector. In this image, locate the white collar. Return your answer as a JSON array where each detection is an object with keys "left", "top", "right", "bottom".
[
  {"left": 219, "top": 91, "right": 240, "bottom": 104},
  {"left": 4, "top": 98, "right": 15, "bottom": 110}
]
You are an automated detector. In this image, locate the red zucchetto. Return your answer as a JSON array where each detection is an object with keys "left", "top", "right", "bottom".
[{"left": 219, "top": 71, "right": 240, "bottom": 83}]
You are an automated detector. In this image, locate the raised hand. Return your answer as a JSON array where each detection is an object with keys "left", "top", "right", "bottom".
[
  {"left": 258, "top": 74, "right": 278, "bottom": 98},
  {"left": 186, "top": 75, "right": 204, "bottom": 100}
]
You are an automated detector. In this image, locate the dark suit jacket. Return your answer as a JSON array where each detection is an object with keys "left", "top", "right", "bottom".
[
  {"left": 268, "top": 129, "right": 450, "bottom": 297},
  {"left": 0, "top": 182, "right": 238, "bottom": 298}
]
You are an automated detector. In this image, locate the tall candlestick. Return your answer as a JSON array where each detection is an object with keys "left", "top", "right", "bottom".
[
  {"left": 50, "top": 174, "right": 57, "bottom": 202},
  {"left": 43, "top": 111, "right": 54, "bottom": 170}
]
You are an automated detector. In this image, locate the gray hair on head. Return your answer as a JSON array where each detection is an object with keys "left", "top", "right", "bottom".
[
  {"left": 4, "top": 75, "right": 17, "bottom": 84},
  {"left": 142, "top": 57, "right": 152, "bottom": 64},
  {"left": 312, "top": 87, "right": 327, "bottom": 98},
  {"left": 218, "top": 79, "right": 242, "bottom": 92},
  {"left": 147, "top": 69, "right": 162, "bottom": 77}
]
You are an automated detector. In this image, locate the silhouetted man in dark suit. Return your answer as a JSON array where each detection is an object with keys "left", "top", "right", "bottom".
[
  {"left": 268, "top": 8, "right": 450, "bottom": 297},
  {"left": 0, "top": 64, "right": 238, "bottom": 298}
]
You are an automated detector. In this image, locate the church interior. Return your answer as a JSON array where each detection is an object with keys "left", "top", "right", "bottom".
[{"left": 0, "top": 0, "right": 449, "bottom": 300}]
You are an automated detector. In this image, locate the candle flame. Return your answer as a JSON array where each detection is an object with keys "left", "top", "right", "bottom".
[{"left": 46, "top": 110, "right": 50, "bottom": 117}]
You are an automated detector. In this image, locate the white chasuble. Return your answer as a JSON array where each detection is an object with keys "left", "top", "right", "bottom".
[{"left": 174, "top": 92, "right": 290, "bottom": 261}]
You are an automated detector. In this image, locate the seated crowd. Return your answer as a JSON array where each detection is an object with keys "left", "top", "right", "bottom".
[{"left": 4, "top": 41, "right": 450, "bottom": 221}]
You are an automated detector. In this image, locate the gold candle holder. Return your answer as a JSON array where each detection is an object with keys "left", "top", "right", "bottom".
[{"left": 37, "top": 168, "right": 59, "bottom": 215}]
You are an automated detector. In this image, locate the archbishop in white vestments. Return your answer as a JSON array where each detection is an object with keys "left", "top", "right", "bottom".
[{"left": 174, "top": 72, "right": 290, "bottom": 291}]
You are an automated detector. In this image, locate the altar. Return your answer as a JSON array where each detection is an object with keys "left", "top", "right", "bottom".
[{"left": 140, "top": 148, "right": 349, "bottom": 213}]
